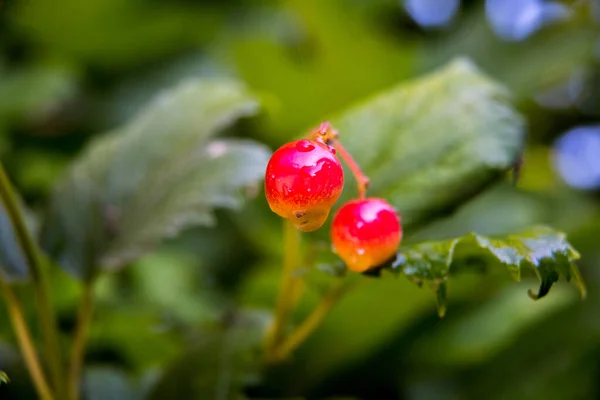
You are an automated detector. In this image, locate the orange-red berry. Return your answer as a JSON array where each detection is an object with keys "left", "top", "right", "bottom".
[
  {"left": 331, "top": 198, "right": 402, "bottom": 272},
  {"left": 265, "top": 139, "right": 344, "bottom": 232}
]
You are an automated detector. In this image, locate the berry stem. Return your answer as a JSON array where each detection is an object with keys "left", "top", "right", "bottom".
[
  {"left": 265, "top": 219, "right": 302, "bottom": 357},
  {"left": 309, "top": 121, "right": 370, "bottom": 199},
  {"left": 267, "top": 279, "right": 353, "bottom": 363},
  {"left": 331, "top": 140, "right": 370, "bottom": 199},
  {"left": 67, "top": 277, "right": 96, "bottom": 400},
  {"left": 0, "top": 162, "right": 64, "bottom": 396},
  {"left": 0, "top": 279, "right": 55, "bottom": 400}
]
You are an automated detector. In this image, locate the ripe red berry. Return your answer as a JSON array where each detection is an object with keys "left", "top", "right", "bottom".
[
  {"left": 331, "top": 198, "right": 402, "bottom": 272},
  {"left": 265, "top": 139, "right": 344, "bottom": 232}
]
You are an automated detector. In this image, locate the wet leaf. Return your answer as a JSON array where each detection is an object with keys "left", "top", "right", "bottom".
[
  {"left": 42, "top": 79, "right": 270, "bottom": 279},
  {"left": 328, "top": 58, "right": 525, "bottom": 230},
  {"left": 387, "top": 226, "right": 585, "bottom": 316}
]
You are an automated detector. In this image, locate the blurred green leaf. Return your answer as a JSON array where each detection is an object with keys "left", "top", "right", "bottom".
[
  {"left": 421, "top": 3, "right": 597, "bottom": 100},
  {"left": 88, "top": 306, "right": 183, "bottom": 371},
  {"left": 287, "top": 274, "right": 439, "bottom": 389},
  {"left": 290, "top": 226, "right": 583, "bottom": 388},
  {"left": 83, "top": 367, "right": 142, "bottom": 400},
  {"left": 12, "top": 150, "right": 70, "bottom": 195},
  {"left": 0, "top": 62, "right": 79, "bottom": 125},
  {"left": 9, "top": 0, "right": 223, "bottom": 70},
  {"left": 446, "top": 291, "right": 600, "bottom": 400},
  {"left": 0, "top": 371, "right": 8, "bottom": 384},
  {"left": 42, "top": 79, "right": 270, "bottom": 280},
  {"left": 327, "top": 58, "right": 524, "bottom": 230},
  {"left": 131, "top": 250, "right": 225, "bottom": 325},
  {"left": 409, "top": 282, "right": 578, "bottom": 367},
  {"left": 221, "top": 0, "right": 415, "bottom": 143},
  {"left": 147, "top": 310, "right": 270, "bottom": 400},
  {"left": 389, "top": 226, "right": 584, "bottom": 316},
  {"left": 407, "top": 183, "right": 550, "bottom": 242}
]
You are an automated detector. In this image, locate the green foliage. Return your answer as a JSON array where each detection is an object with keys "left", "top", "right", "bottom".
[
  {"left": 221, "top": 0, "right": 415, "bottom": 141},
  {"left": 82, "top": 368, "right": 144, "bottom": 400},
  {"left": 0, "top": 1, "right": 597, "bottom": 399},
  {"left": 328, "top": 58, "right": 524, "bottom": 230},
  {"left": 287, "top": 227, "right": 583, "bottom": 386},
  {"left": 422, "top": 2, "right": 597, "bottom": 100},
  {"left": 42, "top": 79, "right": 270, "bottom": 280},
  {"left": 409, "top": 283, "right": 579, "bottom": 367},
  {"left": 147, "top": 310, "right": 270, "bottom": 400},
  {"left": 9, "top": 0, "right": 223, "bottom": 70},
  {"left": 0, "top": 63, "right": 79, "bottom": 125},
  {"left": 388, "top": 226, "right": 585, "bottom": 316},
  {"left": 0, "top": 200, "right": 29, "bottom": 281},
  {"left": 0, "top": 371, "right": 8, "bottom": 384}
]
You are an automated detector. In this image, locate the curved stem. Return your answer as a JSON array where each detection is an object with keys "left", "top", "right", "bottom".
[
  {"left": 332, "top": 140, "right": 370, "bottom": 199},
  {"left": 267, "top": 280, "right": 348, "bottom": 363},
  {"left": 0, "top": 164, "right": 64, "bottom": 394},
  {"left": 67, "top": 278, "right": 95, "bottom": 400},
  {"left": 265, "top": 220, "right": 302, "bottom": 355},
  {"left": 0, "top": 280, "right": 55, "bottom": 400},
  {"left": 308, "top": 121, "right": 370, "bottom": 199}
]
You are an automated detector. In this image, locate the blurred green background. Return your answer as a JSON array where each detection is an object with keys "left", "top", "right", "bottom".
[{"left": 1, "top": 0, "right": 600, "bottom": 399}]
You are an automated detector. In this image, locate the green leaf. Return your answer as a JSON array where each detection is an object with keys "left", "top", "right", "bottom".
[
  {"left": 147, "top": 310, "right": 270, "bottom": 400},
  {"left": 292, "top": 227, "right": 584, "bottom": 387},
  {"left": 221, "top": 0, "right": 415, "bottom": 143},
  {"left": 0, "top": 370, "right": 8, "bottom": 384},
  {"left": 328, "top": 58, "right": 525, "bottom": 229},
  {"left": 42, "top": 79, "right": 270, "bottom": 279},
  {"left": 388, "top": 226, "right": 585, "bottom": 317},
  {"left": 409, "top": 282, "right": 578, "bottom": 367}
]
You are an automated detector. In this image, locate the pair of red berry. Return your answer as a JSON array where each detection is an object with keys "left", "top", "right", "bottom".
[{"left": 264, "top": 122, "right": 402, "bottom": 273}]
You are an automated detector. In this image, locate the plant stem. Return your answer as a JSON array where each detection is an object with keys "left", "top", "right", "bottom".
[
  {"left": 265, "top": 220, "right": 301, "bottom": 355},
  {"left": 0, "top": 280, "right": 55, "bottom": 400},
  {"left": 67, "top": 279, "right": 95, "bottom": 400},
  {"left": 308, "top": 121, "right": 370, "bottom": 199},
  {"left": 0, "top": 163, "right": 64, "bottom": 394},
  {"left": 332, "top": 140, "right": 370, "bottom": 199},
  {"left": 267, "top": 280, "right": 348, "bottom": 363}
]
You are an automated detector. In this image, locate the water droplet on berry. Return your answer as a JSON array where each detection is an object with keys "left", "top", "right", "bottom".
[
  {"left": 296, "top": 140, "right": 315, "bottom": 152},
  {"left": 357, "top": 248, "right": 366, "bottom": 255},
  {"left": 356, "top": 221, "right": 364, "bottom": 229},
  {"left": 329, "top": 147, "right": 336, "bottom": 155}
]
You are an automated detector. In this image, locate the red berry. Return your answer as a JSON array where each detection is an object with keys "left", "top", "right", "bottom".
[
  {"left": 265, "top": 139, "right": 344, "bottom": 232},
  {"left": 331, "top": 198, "right": 402, "bottom": 272}
]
